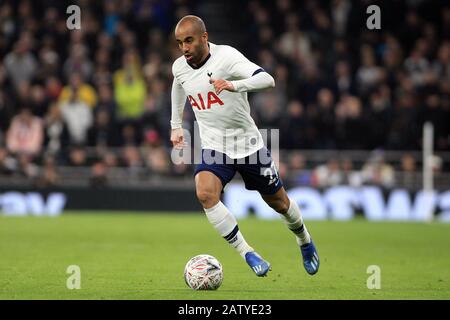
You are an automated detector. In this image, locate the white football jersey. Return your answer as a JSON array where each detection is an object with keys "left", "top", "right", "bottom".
[{"left": 171, "top": 42, "right": 265, "bottom": 159}]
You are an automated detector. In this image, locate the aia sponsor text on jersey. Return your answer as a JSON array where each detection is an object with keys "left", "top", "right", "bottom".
[{"left": 188, "top": 92, "right": 224, "bottom": 110}]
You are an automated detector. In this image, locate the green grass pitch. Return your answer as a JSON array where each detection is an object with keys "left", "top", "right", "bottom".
[{"left": 0, "top": 212, "right": 449, "bottom": 300}]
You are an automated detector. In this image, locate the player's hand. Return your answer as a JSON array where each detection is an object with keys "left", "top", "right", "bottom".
[
  {"left": 209, "top": 78, "right": 235, "bottom": 94},
  {"left": 170, "top": 128, "right": 187, "bottom": 149}
]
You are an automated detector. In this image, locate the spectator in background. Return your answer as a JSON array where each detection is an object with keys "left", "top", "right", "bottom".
[
  {"left": 36, "top": 155, "right": 59, "bottom": 187},
  {"left": 143, "top": 52, "right": 164, "bottom": 83},
  {"left": 58, "top": 72, "right": 98, "bottom": 109},
  {"left": 399, "top": 153, "right": 418, "bottom": 188},
  {"left": 60, "top": 90, "right": 93, "bottom": 145},
  {"left": 335, "top": 95, "right": 367, "bottom": 149},
  {"left": 431, "top": 155, "right": 443, "bottom": 173},
  {"left": 93, "top": 50, "right": 113, "bottom": 87},
  {"left": 0, "top": 3, "right": 15, "bottom": 45},
  {"left": 103, "top": 1, "right": 120, "bottom": 37},
  {"left": 119, "top": 123, "right": 141, "bottom": 146},
  {"left": 420, "top": 93, "right": 448, "bottom": 150},
  {"left": 0, "top": 147, "right": 18, "bottom": 175},
  {"left": 102, "top": 151, "right": 119, "bottom": 168},
  {"left": 279, "top": 13, "right": 313, "bottom": 68},
  {"left": 334, "top": 60, "right": 356, "bottom": 95},
  {"left": 87, "top": 108, "right": 118, "bottom": 148},
  {"left": 361, "top": 151, "right": 395, "bottom": 188},
  {"left": 432, "top": 41, "right": 450, "bottom": 81},
  {"left": 113, "top": 50, "right": 146, "bottom": 123},
  {"left": 95, "top": 84, "right": 116, "bottom": 118},
  {"left": 29, "top": 84, "right": 49, "bottom": 118},
  {"left": 280, "top": 100, "right": 310, "bottom": 149},
  {"left": 121, "top": 145, "right": 143, "bottom": 177},
  {"left": 35, "top": 35, "right": 60, "bottom": 83},
  {"left": 331, "top": 0, "right": 352, "bottom": 37},
  {"left": 14, "top": 81, "right": 32, "bottom": 110},
  {"left": 63, "top": 42, "right": 94, "bottom": 82},
  {"left": 145, "top": 146, "right": 170, "bottom": 175},
  {"left": 381, "top": 35, "right": 404, "bottom": 85},
  {"left": 68, "top": 145, "right": 88, "bottom": 167},
  {"left": 148, "top": 77, "right": 170, "bottom": 121},
  {"left": 141, "top": 95, "right": 163, "bottom": 140},
  {"left": 312, "top": 158, "right": 342, "bottom": 187},
  {"left": 277, "top": 159, "right": 288, "bottom": 183},
  {"left": 356, "top": 45, "right": 384, "bottom": 96},
  {"left": 17, "top": 153, "right": 39, "bottom": 180},
  {"left": 0, "top": 65, "right": 14, "bottom": 133},
  {"left": 4, "top": 38, "right": 37, "bottom": 90},
  {"left": 44, "top": 102, "right": 70, "bottom": 156},
  {"left": 367, "top": 85, "right": 392, "bottom": 149},
  {"left": 45, "top": 76, "right": 63, "bottom": 102},
  {"left": 313, "top": 88, "right": 336, "bottom": 149},
  {"left": 341, "top": 157, "right": 362, "bottom": 187},
  {"left": 90, "top": 161, "right": 108, "bottom": 187},
  {"left": 93, "top": 33, "right": 114, "bottom": 87},
  {"left": 442, "top": 7, "right": 450, "bottom": 40},
  {"left": 387, "top": 91, "right": 420, "bottom": 149},
  {"left": 272, "top": 63, "right": 292, "bottom": 99},
  {"left": 297, "top": 63, "right": 328, "bottom": 106},
  {"left": 171, "top": 160, "right": 190, "bottom": 177},
  {"left": 256, "top": 49, "right": 277, "bottom": 75},
  {"left": 287, "top": 151, "right": 311, "bottom": 186},
  {"left": 253, "top": 92, "right": 283, "bottom": 128},
  {"left": 404, "top": 48, "right": 430, "bottom": 88},
  {"left": 6, "top": 107, "right": 43, "bottom": 157},
  {"left": 311, "top": 8, "right": 333, "bottom": 53},
  {"left": 399, "top": 10, "right": 423, "bottom": 53},
  {"left": 442, "top": 82, "right": 450, "bottom": 149},
  {"left": 142, "top": 127, "right": 169, "bottom": 176}
]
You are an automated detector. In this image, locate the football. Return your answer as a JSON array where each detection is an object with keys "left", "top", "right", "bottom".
[{"left": 184, "top": 254, "right": 224, "bottom": 290}]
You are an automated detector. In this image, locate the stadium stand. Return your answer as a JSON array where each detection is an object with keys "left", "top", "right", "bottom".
[{"left": 0, "top": 0, "right": 449, "bottom": 190}]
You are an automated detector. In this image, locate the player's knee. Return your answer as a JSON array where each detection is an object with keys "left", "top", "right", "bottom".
[{"left": 196, "top": 189, "right": 219, "bottom": 208}]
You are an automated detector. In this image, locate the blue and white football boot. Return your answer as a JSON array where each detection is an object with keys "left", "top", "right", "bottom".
[
  {"left": 245, "top": 251, "right": 271, "bottom": 277},
  {"left": 300, "top": 240, "right": 320, "bottom": 275}
]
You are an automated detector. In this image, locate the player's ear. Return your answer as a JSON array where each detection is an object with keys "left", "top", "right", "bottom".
[{"left": 202, "top": 31, "right": 208, "bottom": 42}]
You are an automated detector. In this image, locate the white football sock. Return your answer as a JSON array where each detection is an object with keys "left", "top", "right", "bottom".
[
  {"left": 281, "top": 198, "right": 311, "bottom": 245},
  {"left": 204, "top": 201, "right": 254, "bottom": 258}
]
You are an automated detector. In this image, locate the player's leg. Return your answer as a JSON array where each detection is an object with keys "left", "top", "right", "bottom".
[
  {"left": 261, "top": 187, "right": 311, "bottom": 245},
  {"left": 237, "top": 147, "right": 319, "bottom": 275},
  {"left": 195, "top": 170, "right": 270, "bottom": 276},
  {"left": 261, "top": 188, "right": 320, "bottom": 275}
]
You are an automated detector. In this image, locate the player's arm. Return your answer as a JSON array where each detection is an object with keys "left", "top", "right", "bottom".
[
  {"left": 230, "top": 69, "right": 275, "bottom": 92},
  {"left": 209, "top": 47, "right": 275, "bottom": 94},
  {"left": 170, "top": 76, "right": 187, "bottom": 149}
]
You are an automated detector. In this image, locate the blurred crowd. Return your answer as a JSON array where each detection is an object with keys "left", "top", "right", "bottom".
[
  {"left": 245, "top": 0, "right": 449, "bottom": 151},
  {"left": 278, "top": 150, "right": 444, "bottom": 189},
  {"left": 0, "top": 0, "right": 189, "bottom": 186},
  {"left": 0, "top": 0, "right": 449, "bottom": 188}
]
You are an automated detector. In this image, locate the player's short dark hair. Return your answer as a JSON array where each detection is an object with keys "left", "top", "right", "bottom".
[{"left": 176, "top": 15, "right": 207, "bottom": 34}]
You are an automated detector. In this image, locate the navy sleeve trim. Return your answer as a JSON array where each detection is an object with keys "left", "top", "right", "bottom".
[{"left": 252, "top": 68, "right": 265, "bottom": 76}]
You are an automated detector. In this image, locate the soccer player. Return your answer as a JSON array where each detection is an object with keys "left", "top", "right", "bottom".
[{"left": 170, "top": 15, "right": 319, "bottom": 277}]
